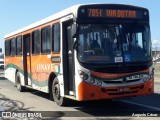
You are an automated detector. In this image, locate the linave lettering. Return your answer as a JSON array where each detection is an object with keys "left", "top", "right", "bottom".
[{"left": 37, "top": 64, "right": 54, "bottom": 71}]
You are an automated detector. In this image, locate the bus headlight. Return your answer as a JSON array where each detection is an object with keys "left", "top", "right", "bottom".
[
  {"left": 89, "top": 78, "right": 95, "bottom": 84},
  {"left": 78, "top": 70, "right": 88, "bottom": 81},
  {"left": 83, "top": 74, "right": 89, "bottom": 80},
  {"left": 142, "top": 76, "right": 151, "bottom": 83},
  {"left": 142, "top": 77, "right": 148, "bottom": 82},
  {"left": 97, "top": 80, "right": 102, "bottom": 86}
]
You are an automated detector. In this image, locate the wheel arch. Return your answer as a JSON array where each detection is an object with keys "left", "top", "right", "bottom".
[
  {"left": 48, "top": 72, "right": 57, "bottom": 95},
  {"left": 15, "top": 69, "right": 25, "bottom": 92},
  {"left": 48, "top": 72, "right": 65, "bottom": 100},
  {"left": 15, "top": 69, "right": 19, "bottom": 84}
]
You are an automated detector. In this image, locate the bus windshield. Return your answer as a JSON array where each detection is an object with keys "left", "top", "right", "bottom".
[{"left": 77, "top": 24, "right": 151, "bottom": 64}]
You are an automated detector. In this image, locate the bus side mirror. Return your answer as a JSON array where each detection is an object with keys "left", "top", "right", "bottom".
[{"left": 72, "top": 24, "right": 77, "bottom": 38}]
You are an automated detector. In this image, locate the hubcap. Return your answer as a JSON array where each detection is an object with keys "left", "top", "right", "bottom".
[{"left": 54, "top": 83, "right": 60, "bottom": 99}]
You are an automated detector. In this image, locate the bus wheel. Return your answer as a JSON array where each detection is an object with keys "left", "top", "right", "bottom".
[
  {"left": 52, "top": 77, "right": 67, "bottom": 106},
  {"left": 16, "top": 72, "right": 25, "bottom": 92}
]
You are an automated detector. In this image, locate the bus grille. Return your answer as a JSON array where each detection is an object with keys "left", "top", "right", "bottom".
[{"left": 101, "top": 85, "right": 144, "bottom": 96}]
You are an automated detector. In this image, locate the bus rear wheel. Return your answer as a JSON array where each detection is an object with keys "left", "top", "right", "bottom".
[
  {"left": 52, "top": 77, "right": 67, "bottom": 106},
  {"left": 16, "top": 72, "right": 25, "bottom": 92}
]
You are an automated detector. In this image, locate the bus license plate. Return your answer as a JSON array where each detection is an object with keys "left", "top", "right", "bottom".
[{"left": 118, "top": 87, "right": 130, "bottom": 92}]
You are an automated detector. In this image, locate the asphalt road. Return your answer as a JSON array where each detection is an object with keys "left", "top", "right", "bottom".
[{"left": 0, "top": 70, "right": 160, "bottom": 120}]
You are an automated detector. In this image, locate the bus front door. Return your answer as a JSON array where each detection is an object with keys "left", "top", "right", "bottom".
[
  {"left": 23, "top": 34, "right": 32, "bottom": 86},
  {"left": 62, "top": 21, "right": 75, "bottom": 96}
]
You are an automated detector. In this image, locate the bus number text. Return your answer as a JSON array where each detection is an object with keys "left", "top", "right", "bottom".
[{"left": 88, "top": 9, "right": 102, "bottom": 17}]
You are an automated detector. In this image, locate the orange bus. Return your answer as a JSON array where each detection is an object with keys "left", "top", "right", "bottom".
[{"left": 4, "top": 4, "right": 154, "bottom": 106}]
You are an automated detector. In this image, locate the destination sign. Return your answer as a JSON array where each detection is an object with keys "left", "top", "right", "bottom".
[
  {"left": 77, "top": 5, "right": 149, "bottom": 22},
  {"left": 88, "top": 9, "right": 143, "bottom": 19}
]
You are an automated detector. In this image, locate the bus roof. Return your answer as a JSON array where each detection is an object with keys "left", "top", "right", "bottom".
[
  {"left": 4, "top": 4, "right": 81, "bottom": 39},
  {"left": 4, "top": 3, "right": 147, "bottom": 39}
]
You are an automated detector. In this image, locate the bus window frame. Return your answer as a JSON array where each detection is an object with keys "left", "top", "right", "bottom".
[
  {"left": 10, "top": 37, "right": 16, "bottom": 56},
  {"left": 41, "top": 26, "right": 51, "bottom": 54},
  {"left": 32, "top": 29, "right": 41, "bottom": 55},
  {"left": 16, "top": 35, "right": 22, "bottom": 56},
  {"left": 52, "top": 22, "right": 60, "bottom": 54},
  {"left": 5, "top": 40, "right": 11, "bottom": 56}
]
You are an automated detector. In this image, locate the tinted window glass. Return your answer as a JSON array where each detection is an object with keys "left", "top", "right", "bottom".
[
  {"left": 52, "top": 23, "right": 60, "bottom": 53},
  {"left": 41, "top": 26, "right": 51, "bottom": 54},
  {"left": 32, "top": 30, "right": 40, "bottom": 54},
  {"left": 16, "top": 36, "right": 22, "bottom": 55},
  {"left": 5, "top": 40, "right": 11, "bottom": 56},
  {"left": 11, "top": 38, "right": 16, "bottom": 56},
  {"left": 23, "top": 34, "right": 30, "bottom": 56}
]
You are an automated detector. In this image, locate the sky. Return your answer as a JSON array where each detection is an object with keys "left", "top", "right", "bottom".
[{"left": 0, "top": 0, "right": 160, "bottom": 53}]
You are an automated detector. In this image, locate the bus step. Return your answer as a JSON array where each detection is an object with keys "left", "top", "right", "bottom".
[
  {"left": 64, "top": 95, "right": 76, "bottom": 100},
  {"left": 69, "top": 91, "right": 74, "bottom": 95}
]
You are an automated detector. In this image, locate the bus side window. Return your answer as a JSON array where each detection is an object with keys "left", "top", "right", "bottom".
[
  {"left": 16, "top": 36, "right": 22, "bottom": 56},
  {"left": 11, "top": 38, "right": 16, "bottom": 56},
  {"left": 41, "top": 26, "right": 51, "bottom": 54},
  {"left": 52, "top": 23, "right": 60, "bottom": 53},
  {"left": 5, "top": 40, "right": 11, "bottom": 56},
  {"left": 32, "top": 30, "right": 40, "bottom": 54}
]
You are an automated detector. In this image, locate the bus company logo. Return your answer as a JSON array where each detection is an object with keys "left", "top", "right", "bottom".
[{"left": 122, "top": 78, "right": 127, "bottom": 83}]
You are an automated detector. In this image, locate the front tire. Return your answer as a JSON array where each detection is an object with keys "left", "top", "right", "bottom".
[
  {"left": 52, "top": 77, "right": 67, "bottom": 106},
  {"left": 16, "top": 72, "right": 25, "bottom": 92}
]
